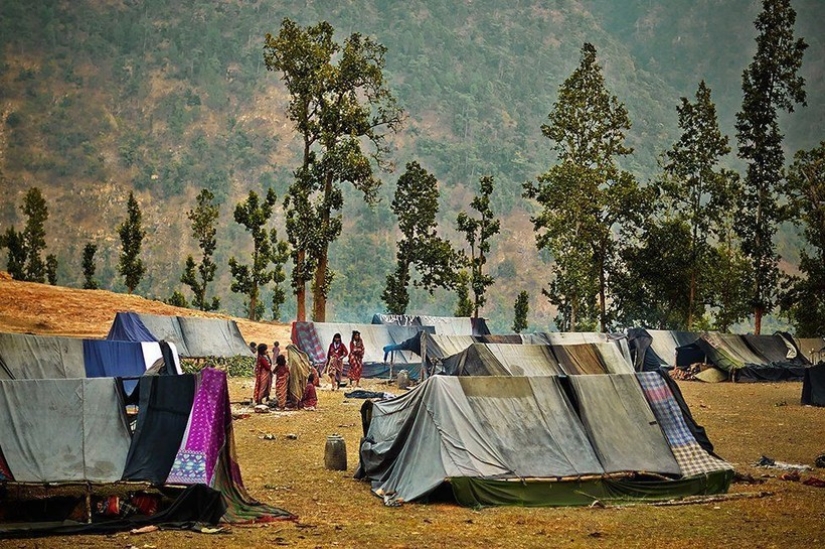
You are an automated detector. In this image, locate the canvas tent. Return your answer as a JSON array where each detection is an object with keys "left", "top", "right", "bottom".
[
  {"left": 802, "top": 363, "right": 825, "bottom": 407},
  {"left": 626, "top": 329, "right": 700, "bottom": 371},
  {"left": 357, "top": 373, "right": 732, "bottom": 507},
  {"left": 675, "top": 333, "right": 810, "bottom": 382},
  {"left": 107, "top": 312, "right": 250, "bottom": 358},
  {"left": 794, "top": 337, "right": 825, "bottom": 363},
  {"left": 371, "top": 314, "right": 490, "bottom": 336},
  {"left": 386, "top": 331, "right": 632, "bottom": 377},
  {"left": 0, "top": 368, "right": 293, "bottom": 535},
  {"left": 0, "top": 332, "right": 181, "bottom": 394},
  {"left": 291, "top": 322, "right": 426, "bottom": 379},
  {"left": 441, "top": 342, "right": 634, "bottom": 377}
]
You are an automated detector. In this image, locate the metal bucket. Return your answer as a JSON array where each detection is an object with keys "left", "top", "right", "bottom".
[{"left": 324, "top": 434, "right": 347, "bottom": 471}]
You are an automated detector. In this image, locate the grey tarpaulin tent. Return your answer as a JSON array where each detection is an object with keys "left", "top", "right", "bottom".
[
  {"left": 107, "top": 312, "right": 249, "bottom": 358},
  {"left": 357, "top": 374, "right": 732, "bottom": 506},
  {"left": 441, "top": 342, "right": 634, "bottom": 376}
]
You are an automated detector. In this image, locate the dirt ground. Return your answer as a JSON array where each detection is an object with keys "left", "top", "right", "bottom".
[{"left": 1, "top": 277, "right": 825, "bottom": 548}]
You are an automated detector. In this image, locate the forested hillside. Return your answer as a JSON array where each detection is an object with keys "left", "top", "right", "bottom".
[{"left": 1, "top": 0, "right": 822, "bottom": 331}]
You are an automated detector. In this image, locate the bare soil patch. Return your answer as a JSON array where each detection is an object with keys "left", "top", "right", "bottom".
[{"left": 2, "top": 277, "right": 824, "bottom": 548}]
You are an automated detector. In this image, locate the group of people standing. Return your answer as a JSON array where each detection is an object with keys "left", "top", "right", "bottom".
[
  {"left": 248, "top": 330, "right": 365, "bottom": 407},
  {"left": 252, "top": 341, "right": 289, "bottom": 408},
  {"left": 325, "top": 331, "right": 364, "bottom": 391}
]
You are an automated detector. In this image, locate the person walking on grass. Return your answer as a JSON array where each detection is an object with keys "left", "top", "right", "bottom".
[
  {"left": 325, "top": 333, "right": 348, "bottom": 391},
  {"left": 348, "top": 330, "right": 365, "bottom": 387}
]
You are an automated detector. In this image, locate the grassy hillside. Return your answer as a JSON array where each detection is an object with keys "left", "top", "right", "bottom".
[{"left": 1, "top": 0, "right": 822, "bottom": 331}]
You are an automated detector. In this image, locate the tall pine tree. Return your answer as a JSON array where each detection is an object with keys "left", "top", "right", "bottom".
[
  {"left": 181, "top": 189, "right": 220, "bottom": 311},
  {"left": 383, "top": 162, "right": 460, "bottom": 314},
  {"left": 228, "top": 189, "right": 288, "bottom": 321},
  {"left": 21, "top": 187, "right": 49, "bottom": 283},
  {"left": 118, "top": 191, "right": 146, "bottom": 294},
  {"left": 662, "top": 81, "right": 732, "bottom": 329},
  {"left": 735, "top": 0, "right": 807, "bottom": 334},
  {"left": 524, "top": 43, "right": 642, "bottom": 332},
  {"left": 82, "top": 242, "right": 99, "bottom": 290},
  {"left": 457, "top": 175, "right": 500, "bottom": 320},
  {"left": 780, "top": 142, "right": 825, "bottom": 337}
]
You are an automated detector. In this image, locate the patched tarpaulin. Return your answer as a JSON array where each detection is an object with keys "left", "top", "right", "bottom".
[
  {"left": 177, "top": 316, "right": 250, "bottom": 358},
  {"left": 0, "top": 378, "right": 131, "bottom": 482},
  {"left": 372, "top": 314, "right": 490, "bottom": 336},
  {"left": 105, "top": 312, "right": 158, "bottom": 345},
  {"left": 552, "top": 343, "right": 634, "bottom": 375},
  {"left": 690, "top": 333, "right": 810, "bottom": 381},
  {"left": 646, "top": 330, "right": 701, "bottom": 368},
  {"left": 358, "top": 376, "right": 603, "bottom": 503},
  {"left": 442, "top": 343, "right": 564, "bottom": 376},
  {"left": 108, "top": 313, "right": 250, "bottom": 358},
  {"left": 0, "top": 333, "right": 85, "bottom": 380},
  {"left": 567, "top": 375, "right": 681, "bottom": 476}
]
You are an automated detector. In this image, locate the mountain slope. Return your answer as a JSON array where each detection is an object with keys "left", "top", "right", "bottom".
[{"left": 1, "top": 0, "right": 822, "bottom": 331}]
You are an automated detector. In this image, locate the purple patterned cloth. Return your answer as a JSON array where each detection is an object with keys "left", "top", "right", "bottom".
[{"left": 167, "top": 368, "right": 228, "bottom": 486}]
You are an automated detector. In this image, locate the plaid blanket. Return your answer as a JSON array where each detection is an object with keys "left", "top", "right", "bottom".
[
  {"left": 637, "top": 372, "right": 733, "bottom": 477},
  {"left": 292, "top": 322, "right": 326, "bottom": 366}
]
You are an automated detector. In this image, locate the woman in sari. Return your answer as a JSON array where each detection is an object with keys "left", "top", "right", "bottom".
[
  {"left": 326, "top": 333, "right": 348, "bottom": 390},
  {"left": 300, "top": 372, "right": 318, "bottom": 410},
  {"left": 253, "top": 343, "right": 272, "bottom": 405},
  {"left": 273, "top": 354, "right": 289, "bottom": 409},
  {"left": 348, "top": 330, "right": 365, "bottom": 387}
]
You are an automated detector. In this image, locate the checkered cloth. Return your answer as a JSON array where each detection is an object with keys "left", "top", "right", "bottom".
[
  {"left": 637, "top": 372, "right": 733, "bottom": 477},
  {"left": 292, "top": 322, "right": 326, "bottom": 366}
]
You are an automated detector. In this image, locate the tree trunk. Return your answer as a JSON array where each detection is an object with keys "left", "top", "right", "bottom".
[
  {"left": 754, "top": 307, "right": 763, "bottom": 335},
  {"left": 312, "top": 174, "right": 334, "bottom": 322},
  {"left": 598, "top": 242, "right": 607, "bottom": 333},
  {"left": 249, "top": 283, "right": 258, "bottom": 321},
  {"left": 687, "top": 270, "right": 696, "bottom": 331},
  {"left": 314, "top": 250, "right": 328, "bottom": 322},
  {"left": 296, "top": 249, "right": 307, "bottom": 322},
  {"left": 570, "top": 297, "right": 578, "bottom": 333}
]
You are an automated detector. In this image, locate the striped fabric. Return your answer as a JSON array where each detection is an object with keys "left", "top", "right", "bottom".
[
  {"left": 637, "top": 372, "right": 733, "bottom": 477},
  {"left": 291, "top": 322, "right": 326, "bottom": 366}
]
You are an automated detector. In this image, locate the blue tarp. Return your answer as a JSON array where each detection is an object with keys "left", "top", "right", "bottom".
[
  {"left": 106, "top": 312, "right": 158, "bottom": 344},
  {"left": 83, "top": 340, "right": 147, "bottom": 395}
]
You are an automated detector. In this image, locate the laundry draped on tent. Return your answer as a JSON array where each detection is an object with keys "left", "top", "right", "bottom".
[
  {"left": 107, "top": 312, "right": 250, "bottom": 358},
  {"left": 356, "top": 373, "right": 733, "bottom": 507},
  {"left": 0, "top": 368, "right": 294, "bottom": 535}
]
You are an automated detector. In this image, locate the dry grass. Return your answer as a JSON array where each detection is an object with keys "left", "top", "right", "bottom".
[{"left": 2, "top": 277, "right": 825, "bottom": 548}]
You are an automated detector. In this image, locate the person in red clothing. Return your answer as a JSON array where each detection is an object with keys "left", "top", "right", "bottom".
[
  {"left": 325, "top": 333, "right": 348, "bottom": 390},
  {"left": 300, "top": 372, "right": 318, "bottom": 410},
  {"left": 348, "top": 330, "right": 365, "bottom": 387},
  {"left": 273, "top": 354, "right": 289, "bottom": 409},
  {"left": 253, "top": 343, "right": 272, "bottom": 405}
]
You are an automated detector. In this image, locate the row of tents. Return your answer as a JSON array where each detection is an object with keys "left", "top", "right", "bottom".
[
  {"left": 291, "top": 320, "right": 824, "bottom": 384},
  {"left": 0, "top": 313, "right": 290, "bottom": 535}
]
